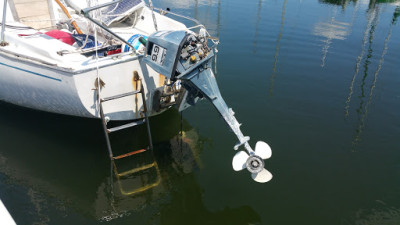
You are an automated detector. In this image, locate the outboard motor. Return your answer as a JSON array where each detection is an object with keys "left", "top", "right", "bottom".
[{"left": 143, "top": 30, "right": 273, "bottom": 183}]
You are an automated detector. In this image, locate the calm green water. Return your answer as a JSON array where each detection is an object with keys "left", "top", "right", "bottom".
[{"left": 1, "top": 0, "right": 400, "bottom": 224}]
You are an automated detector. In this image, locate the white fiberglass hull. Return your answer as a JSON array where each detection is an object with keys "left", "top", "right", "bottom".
[{"left": 0, "top": 52, "right": 164, "bottom": 120}]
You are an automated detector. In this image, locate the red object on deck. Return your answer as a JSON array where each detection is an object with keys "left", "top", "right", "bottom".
[
  {"left": 45, "top": 30, "right": 75, "bottom": 45},
  {"left": 107, "top": 48, "right": 122, "bottom": 56}
]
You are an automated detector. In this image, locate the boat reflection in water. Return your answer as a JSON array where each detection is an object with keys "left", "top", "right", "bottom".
[
  {"left": 319, "top": 0, "right": 358, "bottom": 8},
  {"left": 0, "top": 102, "right": 260, "bottom": 224},
  {"left": 317, "top": 0, "right": 399, "bottom": 151},
  {"left": 314, "top": 1, "right": 353, "bottom": 67},
  {"left": 269, "top": 0, "right": 287, "bottom": 96},
  {"left": 343, "top": 0, "right": 399, "bottom": 150}
]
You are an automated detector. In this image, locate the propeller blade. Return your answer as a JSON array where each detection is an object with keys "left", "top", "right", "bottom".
[
  {"left": 255, "top": 141, "right": 272, "bottom": 160},
  {"left": 251, "top": 168, "right": 273, "bottom": 183},
  {"left": 232, "top": 151, "right": 249, "bottom": 171}
]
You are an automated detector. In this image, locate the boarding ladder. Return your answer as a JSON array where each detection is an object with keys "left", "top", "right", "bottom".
[{"left": 97, "top": 74, "right": 161, "bottom": 195}]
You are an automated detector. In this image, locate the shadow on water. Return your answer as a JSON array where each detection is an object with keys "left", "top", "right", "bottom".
[{"left": 0, "top": 101, "right": 260, "bottom": 224}]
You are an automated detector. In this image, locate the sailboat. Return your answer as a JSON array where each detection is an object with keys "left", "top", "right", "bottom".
[{"left": 0, "top": 0, "right": 272, "bottom": 183}]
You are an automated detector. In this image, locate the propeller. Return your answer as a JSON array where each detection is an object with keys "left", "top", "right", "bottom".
[{"left": 232, "top": 141, "right": 273, "bottom": 183}]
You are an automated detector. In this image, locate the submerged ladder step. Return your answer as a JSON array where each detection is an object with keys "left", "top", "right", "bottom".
[
  {"left": 107, "top": 119, "right": 145, "bottom": 133},
  {"left": 113, "top": 161, "right": 161, "bottom": 196},
  {"left": 113, "top": 148, "right": 147, "bottom": 160},
  {"left": 115, "top": 162, "right": 156, "bottom": 177},
  {"left": 101, "top": 90, "right": 141, "bottom": 102}
]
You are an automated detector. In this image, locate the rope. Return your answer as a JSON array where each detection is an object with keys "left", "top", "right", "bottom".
[{"left": 77, "top": 33, "right": 90, "bottom": 50}]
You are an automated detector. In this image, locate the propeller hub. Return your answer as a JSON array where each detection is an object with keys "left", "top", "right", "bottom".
[{"left": 246, "top": 155, "right": 264, "bottom": 173}]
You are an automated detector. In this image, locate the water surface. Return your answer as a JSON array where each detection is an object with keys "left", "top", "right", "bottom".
[{"left": 1, "top": 0, "right": 400, "bottom": 224}]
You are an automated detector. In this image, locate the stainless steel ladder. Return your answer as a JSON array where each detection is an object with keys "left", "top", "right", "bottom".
[{"left": 97, "top": 75, "right": 161, "bottom": 195}]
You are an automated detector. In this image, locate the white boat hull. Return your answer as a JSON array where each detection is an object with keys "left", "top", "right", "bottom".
[{"left": 0, "top": 52, "right": 165, "bottom": 120}]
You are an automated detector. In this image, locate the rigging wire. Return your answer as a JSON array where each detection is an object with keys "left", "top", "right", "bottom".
[{"left": 148, "top": 0, "right": 158, "bottom": 31}]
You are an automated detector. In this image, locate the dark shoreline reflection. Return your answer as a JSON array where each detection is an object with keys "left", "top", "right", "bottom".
[{"left": 320, "top": 0, "right": 358, "bottom": 8}]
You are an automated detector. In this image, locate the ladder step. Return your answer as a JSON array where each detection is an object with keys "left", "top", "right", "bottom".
[
  {"left": 113, "top": 148, "right": 147, "bottom": 160},
  {"left": 107, "top": 119, "right": 145, "bottom": 133},
  {"left": 115, "top": 162, "right": 156, "bottom": 177},
  {"left": 101, "top": 90, "right": 141, "bottom": 102}
]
